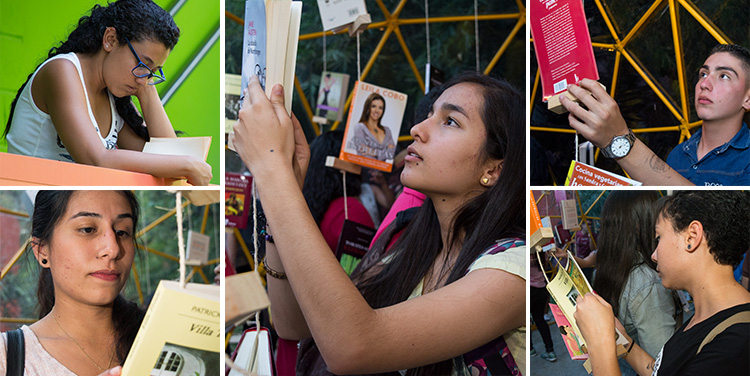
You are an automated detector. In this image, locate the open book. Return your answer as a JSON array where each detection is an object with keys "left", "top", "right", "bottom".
[
  {"left": 121, "top": 281, "right": 220, "bottom": 376},
  {"left": 241, "top": 0, "right": 302, "bottom": 115},
  {"left": 141, "top": 136, "right": 211, "bottom": 161}
]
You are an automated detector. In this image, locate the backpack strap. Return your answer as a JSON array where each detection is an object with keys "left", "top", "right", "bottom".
[
  {"left": 6, "top": 328, "right": 25, "bottom": 376},
  {"left": 463, "top": 238, "right": 525, "bottom": 376},
  {"left": 696, "top": 311, "right": 750, "bottom": 355}
]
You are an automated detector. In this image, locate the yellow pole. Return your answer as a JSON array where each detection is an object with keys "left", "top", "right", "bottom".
[
  {"left": 200, "top": 205, "right": 210, "bottom": 234},
  {"left": 620, "top": 0, "right": 666, "bottom": 46},
  {"left": 531, "top": 68, "right": 540, "bottom": 114},
  {"left": 331, "top": 25, "right": 396, "bottom": 131},
  {"left": 678, "top": 0, "right": 732, "bottom": 44},
  {"left": 233, "top": 227, "right": 255, "bottom": 270},
  {"left": 131, "top": 263, "right": 144, "bottom": 304},
  {"left": 1, "top": 238, "right": 29, "bottom": 281},
  {"left": 669, "top": 0, "right": 689, "bottom": 124},
  {"left": 485, "top": 16, "right": 525, "bottom": 75},
  {"left": 294, "top": 76, "right": 318, "bottom": 135},
  {"left": 393, "top": 26, "right": 425, "bottom": 93}
]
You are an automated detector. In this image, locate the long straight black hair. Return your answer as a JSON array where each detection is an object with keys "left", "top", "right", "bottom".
[
  {"left": 592, "top": 191, "right": 659, "bottom": 317},
  {"left": 351, "top": 72, "right": 525, "bottom": 375},
  {"left": 4, "top": 0, "right": 180, "bottom": 140},
  {"left": 33, "top": 190, "right": 144, "bottom": 365}
]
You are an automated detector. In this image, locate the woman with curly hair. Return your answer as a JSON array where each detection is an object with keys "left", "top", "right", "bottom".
[
  {"left": 4, "top": 0, "right": 211, "bottom": 185},
  {"left": 576, "top": 191, "right": 750, "bottom": 376}
]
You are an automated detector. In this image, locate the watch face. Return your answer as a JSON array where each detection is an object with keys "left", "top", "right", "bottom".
[{"left": 611, "top": 137, "right": 631, "bottom": 157}]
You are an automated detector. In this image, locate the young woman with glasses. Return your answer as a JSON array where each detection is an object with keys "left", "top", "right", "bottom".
[{"left": 3, "top": 0, "right": 211, "bottom": 185}]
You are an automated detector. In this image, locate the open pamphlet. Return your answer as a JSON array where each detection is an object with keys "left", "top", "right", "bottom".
[{"left": 540, "top": 251, "right": 629, "bottom": 371}]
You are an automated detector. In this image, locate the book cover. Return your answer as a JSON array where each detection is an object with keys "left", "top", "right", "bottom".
[
  {"left": 314, "top": 71, "right": 350, "bottom": 123},
  {"left": 121, "top": 281, "right": 220, "bottom": 376},
  {"left": 565, "top": 160, "right": 642, "bottom": 186},
  {"left": 316, "top": 0, "right": 367, "bottom": 31},
  {"left": 340, "top": 81, "right": 408, "bottom": 172},
  {"left": 228, "top": 328, "right": 274, "bottom": 376},
  {"left": 241, "top": 0, "right": 267, "bottom": 94},
  {"left": 185, "top": 230, "right": 211, "bottom": 266},
  {"left": 241, "top": 0, "right": 302, "bottom": 115},
  {"left": 530, "top": 0, "right": 599, "bottom": 101},
  {"left": 225, "top": 173, "right": 253, "bottom": 228},
  {"left": 141, "top": 137, "right": 211, "bottom": 161},
  {"left": 549, "top": 303, "right": 588, "bottom": 360},
  {"left": 560, "top": 199, "right": 579, "bottom": 230},
  {"left": 225, "top": 272, "right": 271, "bottom": 326},
  {"left": 335, "top": 219, "right": 375, "bottom": 275},
  {"left": 225, "top": 73, "right": 242, "bottom": 134}
]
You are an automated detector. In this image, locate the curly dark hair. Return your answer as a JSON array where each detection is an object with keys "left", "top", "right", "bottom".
[
  {"left": 656, "top": 190, "right": 750, "bottom": 267},
  {"left": 303, "top": 130, "right": 363, "bottom": 225},
  {"left": 5, "top": 0, "right": 180, "bottom": 140}
]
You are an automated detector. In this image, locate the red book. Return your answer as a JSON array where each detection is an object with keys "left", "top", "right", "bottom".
[{"left": 530, "top": 0, "right": 599, "bottom": 102}]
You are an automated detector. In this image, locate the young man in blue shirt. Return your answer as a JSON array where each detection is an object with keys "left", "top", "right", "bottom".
[{"left": 561, "top": 44, "right": 750, "bottom": 186}]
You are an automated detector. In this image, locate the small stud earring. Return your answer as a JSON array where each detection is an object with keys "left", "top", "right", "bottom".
[
  {"left": 482, "top": 178, "right": 489, "bottom": 185},
  {"left": 687, "top": 244, "right": 691, "bottom": 250},
  {"left": 42, "top": 259, "right": 48, "bottom": 265}
]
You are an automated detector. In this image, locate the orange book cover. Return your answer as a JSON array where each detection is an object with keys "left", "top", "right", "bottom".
[
  {"left": 565, "top": 161, "right": 641, "bottom": 186},
  {"left": 340, "top": 81, "right": 408, "bottom": 172},
  {"left": 530, "top": 191, "right": 543, "bottom": 236}
]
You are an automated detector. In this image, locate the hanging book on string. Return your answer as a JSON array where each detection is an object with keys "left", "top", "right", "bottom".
[
  {"left": 316, "top": 0, "right": 368, "bottom": 33},
  {"left": 313, "top": 71, "right": 350, "bottom": 124},
  {"left": 340, "top": 81, "right": 408, "bottom": 172},
  {"left": 529, "top": 0, "right": 602, "bottom": 114}
]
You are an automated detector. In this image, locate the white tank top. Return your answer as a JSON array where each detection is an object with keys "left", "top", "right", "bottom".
[{"left": 7, "top": 52, "right": 124, "bottom": 162}]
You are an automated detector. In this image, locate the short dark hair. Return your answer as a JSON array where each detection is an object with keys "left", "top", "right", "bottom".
[
  {"left": 708, "top": 44, "right": 750, "bottom": 85},
  {"left": 656, "top": 191, "right": 750, "bottom": 267}
]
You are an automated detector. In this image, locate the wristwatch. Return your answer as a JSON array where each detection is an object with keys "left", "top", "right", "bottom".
[{"left": 601, "top": 129, "right": 636, "bottom": 159}]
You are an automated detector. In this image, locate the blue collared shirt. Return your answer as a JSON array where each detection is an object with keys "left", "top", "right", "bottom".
[{"left": 666, "top": 123, "right": 750, "bottom": 186}]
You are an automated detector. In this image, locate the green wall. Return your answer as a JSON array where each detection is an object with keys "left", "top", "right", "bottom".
[{"left": 0, "top": 0, "right": 221, "bottom": 184}]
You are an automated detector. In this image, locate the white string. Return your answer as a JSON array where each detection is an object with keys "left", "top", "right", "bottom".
[
  {"left": 356, "top": 33, "right": 362, "bottom": 80},
  {"left": 323, "top": 33, "right": 327, "bottom": 74},
  {"left": 575, "top": 131, "right": 580, "bottom": 162},
  {"left": 251, "top": 181, "right": 259, "bottom": 273},
  {"left": 474, "top": 0, "right": 480, "bottom": 73},
  {"left": 176, "top": 192, "right": 186, "bottom": 288},
  {"left": 425, "top": 0, "right": 431, "bottom": 66},
  {"left": 342, "top": 171, "right": 349, "bottom": 220}
]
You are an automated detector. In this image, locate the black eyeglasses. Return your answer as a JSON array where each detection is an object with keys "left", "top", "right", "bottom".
[{"left": 124, "top": 36, "right": 166, "bottom": 85}]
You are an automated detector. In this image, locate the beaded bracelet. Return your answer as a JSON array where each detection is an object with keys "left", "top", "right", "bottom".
[
  {"left": 263, "top": 256, "right": 287, "bottom": 279},
  {"left": 259, "top": 226, "right": 274, "bottom": 244}
]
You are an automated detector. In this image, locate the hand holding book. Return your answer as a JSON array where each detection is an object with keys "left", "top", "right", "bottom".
[
  {"left": 232, "top": 77, "right": 309, "bottom": 190},
  {"left": 562, "top": 79, "right": 629, "bottom": 149},
  {"left": 574, "top": 293, "right": 619, "bottom": 361}
]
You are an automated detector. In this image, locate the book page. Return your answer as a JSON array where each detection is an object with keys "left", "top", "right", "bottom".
[{"left": 142, "top": 137, "right": 211, "bottom": 161}]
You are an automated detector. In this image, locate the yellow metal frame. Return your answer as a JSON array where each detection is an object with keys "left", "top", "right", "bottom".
[
  {"left": 0, "top": 199, "right": 219, "bottom": 324},
  {"left": 530, "top": 0, "right": 734, "bottom": 175},
  {"left": 227, "top": 0, "right": 526, "bottom": 138}
]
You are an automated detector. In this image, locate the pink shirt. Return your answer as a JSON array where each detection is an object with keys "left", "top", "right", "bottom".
[{"left": 369, "top": 188, "right": 426, "bottom": 249}]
